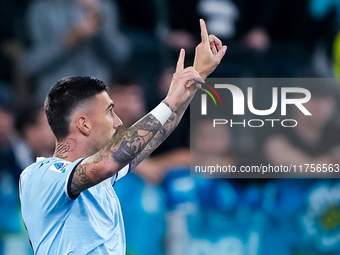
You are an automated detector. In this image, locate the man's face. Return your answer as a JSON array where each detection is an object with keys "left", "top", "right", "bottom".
[{"left": 88, "top": 92, "right": 122, "bottom": 153}]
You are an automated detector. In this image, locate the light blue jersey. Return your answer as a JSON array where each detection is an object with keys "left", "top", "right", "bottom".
[{"left": 19, "top": 157, "right": 130, "bottom": 255}]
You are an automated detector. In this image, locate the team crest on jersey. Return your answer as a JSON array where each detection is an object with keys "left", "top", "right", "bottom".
[{"left": 49, "top": 161, "right": 69, "bottom": 173}]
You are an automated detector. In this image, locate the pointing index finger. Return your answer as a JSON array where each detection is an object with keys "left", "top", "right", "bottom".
[
  {"left": 176, "top": 48, "right": 185, "bottom": 72},
  {"left": 200, "top": 19, "right": 209, "bottom": 44}
]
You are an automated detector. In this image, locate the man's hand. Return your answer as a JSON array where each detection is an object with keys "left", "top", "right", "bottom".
[
  {"left": 164, "top": 49, "right": 204, "bottom": 111},
  {"left": 194, "top": 19, "right": 227, "bottom": 79},
  {"left": 123, "top": 20, "right": 226, "bottom": 172}
]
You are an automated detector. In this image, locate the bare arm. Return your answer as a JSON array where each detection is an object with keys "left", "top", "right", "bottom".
[
  {"left": 69, "top": 52, "right": 202, "bottom": 197},
  {"left": 129, "top": 91, "right": 194, "bottom": 170},
  {"left": 130, "top": 19, "right": 227, "bottom": 170},
  {"left": 70, "top": 113, "right": 162, "bottom": 196},
  {"left": 68, "top": 19, "right": 226, "bottom": 197}
]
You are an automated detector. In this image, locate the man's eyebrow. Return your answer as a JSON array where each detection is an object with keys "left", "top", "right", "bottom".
[{"left": 106, "top": 103, "right": 114, "bottom": 110}]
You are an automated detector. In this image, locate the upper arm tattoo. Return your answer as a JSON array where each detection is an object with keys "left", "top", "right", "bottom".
[{"left": 70, "top": 164, "right": 99, "bottom": 197}]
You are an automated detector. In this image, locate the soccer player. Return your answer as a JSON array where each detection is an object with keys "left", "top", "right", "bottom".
[{"left": 19, "top": 19, "right": 227, "bottom": 254}]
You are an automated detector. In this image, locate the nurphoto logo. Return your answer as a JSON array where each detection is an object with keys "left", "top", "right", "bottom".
[
  {"left": 198, "top": 80, "right": 312, "bottom": 128},
  {"left": 190, "top": 78, "right": 339, "bottom": 179}
]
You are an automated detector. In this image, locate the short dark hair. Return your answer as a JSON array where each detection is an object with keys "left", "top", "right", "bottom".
[{"left": 44, "top": 76, "right": 108, "bottom": 140}]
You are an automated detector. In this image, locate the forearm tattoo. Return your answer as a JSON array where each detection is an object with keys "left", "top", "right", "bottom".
[
  {"left": 162, "top": 100, "right": 175, "bottom": 112},
  {"left": 108, "top": 114, "right": 162, "bottom": 168},
  {"left": 70, "top": 90, "right": 196, "bottom": 195},
  {"left": 130, "top": 95, "right": 193, "bottom": 169}
]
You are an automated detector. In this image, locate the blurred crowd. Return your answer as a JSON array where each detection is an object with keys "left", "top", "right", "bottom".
[{"left": 1, "top": 0, "right": 340, "bottom": 254}]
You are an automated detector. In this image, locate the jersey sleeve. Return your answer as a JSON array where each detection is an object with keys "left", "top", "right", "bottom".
[
  {"left": 28, "top": 158, "right": 84, "bottom": 213},
  {"left": 110, "top": 164, "right": 131, "bottom": 185}
]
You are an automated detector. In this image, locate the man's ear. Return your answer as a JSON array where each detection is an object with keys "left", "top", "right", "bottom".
[{"left": 76, "top": 115, "right": 91, "bottom": 136}]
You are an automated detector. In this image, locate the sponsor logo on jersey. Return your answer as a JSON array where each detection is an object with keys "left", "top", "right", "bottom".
[{"left": 49, "top": 161, "right": 69, "bottom": 173}]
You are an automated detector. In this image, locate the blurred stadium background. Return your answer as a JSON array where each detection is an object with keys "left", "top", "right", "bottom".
[{"left": 1, "top": 0, "right": 340, "bottom": 254}]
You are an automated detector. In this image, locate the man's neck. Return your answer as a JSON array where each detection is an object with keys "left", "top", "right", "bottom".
[{"left": 53, "top": 137, "right": 86, "bottom": 161}]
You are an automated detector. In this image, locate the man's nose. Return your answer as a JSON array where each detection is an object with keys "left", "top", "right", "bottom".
[{"left": 113, "top": 115, "right": 123, "bottom": 129}]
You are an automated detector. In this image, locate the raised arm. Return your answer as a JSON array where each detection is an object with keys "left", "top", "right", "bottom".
[
  {"left": 129, "top": 19, "right": 227, "bottom": 169},
  {"left": 68, "top": 51, "right": 203, "bottom": 197}
]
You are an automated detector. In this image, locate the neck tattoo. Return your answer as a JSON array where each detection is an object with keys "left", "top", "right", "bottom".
[{"left": 55, "top": 138, "right": 77, "bottom": 159}]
